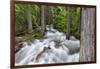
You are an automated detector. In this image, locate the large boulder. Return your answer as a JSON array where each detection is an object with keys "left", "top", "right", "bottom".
[{"left": 61, "top": 40, "right": 80, "bottom": 54}]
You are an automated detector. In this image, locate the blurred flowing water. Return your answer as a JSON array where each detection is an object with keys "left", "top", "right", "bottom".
[{"left": 15, "top": 25, "right": 80, "bottom": 65}]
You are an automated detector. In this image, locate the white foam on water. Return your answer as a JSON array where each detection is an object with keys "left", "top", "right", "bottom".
[{"left": 15, "top": 25, "right": 80, "bottom": 65}]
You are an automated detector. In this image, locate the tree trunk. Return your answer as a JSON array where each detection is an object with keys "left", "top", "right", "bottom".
[
  {"left": 27, "top": 5, "right": 33, "bottom": 34},
  {"left": 49, "top": 7, "right": 54, "bottom": 28},
  {"left": 40, "top": 5, "right": 46, "bottom": 36},
  {"left": 79, "top": 8, "right": 95, "bottom": 62},
  {"left": 50, "top": 7, "right": 54, "bottom": 28},
  {"left": 45, "top": 6, "right": 50, "bottom": 25},
  {"left": 66, "top": 7, "right": 72, "bottom": 39}
]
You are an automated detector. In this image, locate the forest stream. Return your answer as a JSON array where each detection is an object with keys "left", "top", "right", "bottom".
[{"left": 15, "top": 25, "right": 80, "bottom": 65}]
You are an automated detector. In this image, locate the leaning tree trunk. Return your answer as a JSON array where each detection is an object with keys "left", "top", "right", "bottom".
[
  {"left": 79, "top": 8, "right": 95, "bottom": 62},
  {"left": 27, "top": 5, "right": 33, "bottom": 34}
]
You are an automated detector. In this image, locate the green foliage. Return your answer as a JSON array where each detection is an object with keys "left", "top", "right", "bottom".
[
  {"left": 51, "top": 6, "right": 80, "bottom": 39},
  {"left": 15, "top": 4, "right": 81, "bottom": 39},
  {"left": 70, "top": 7, "right": 81, "bottom": 39},
  {"left": 15, "top": 4, "right": 40, "bottom": 35},
  {"left": 52, "top": 6, "right": 67, "bottom": 33},
  {"left": 15, "top": 4, "right": 27, "bottom": 34}
]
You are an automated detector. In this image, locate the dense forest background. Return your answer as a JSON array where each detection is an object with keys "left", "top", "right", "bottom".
[{"left": 15, "top": 3, "right": 81, "bottom": 47}]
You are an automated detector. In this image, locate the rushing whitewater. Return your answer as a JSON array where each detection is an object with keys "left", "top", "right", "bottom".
[{"left": 15, "top": 25, "right": 80, "bottom": 65}]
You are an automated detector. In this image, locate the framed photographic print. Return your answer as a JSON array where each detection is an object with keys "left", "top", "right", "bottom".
[{"left": 10, "top": 0, "right": 96, "bottom": 69}]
